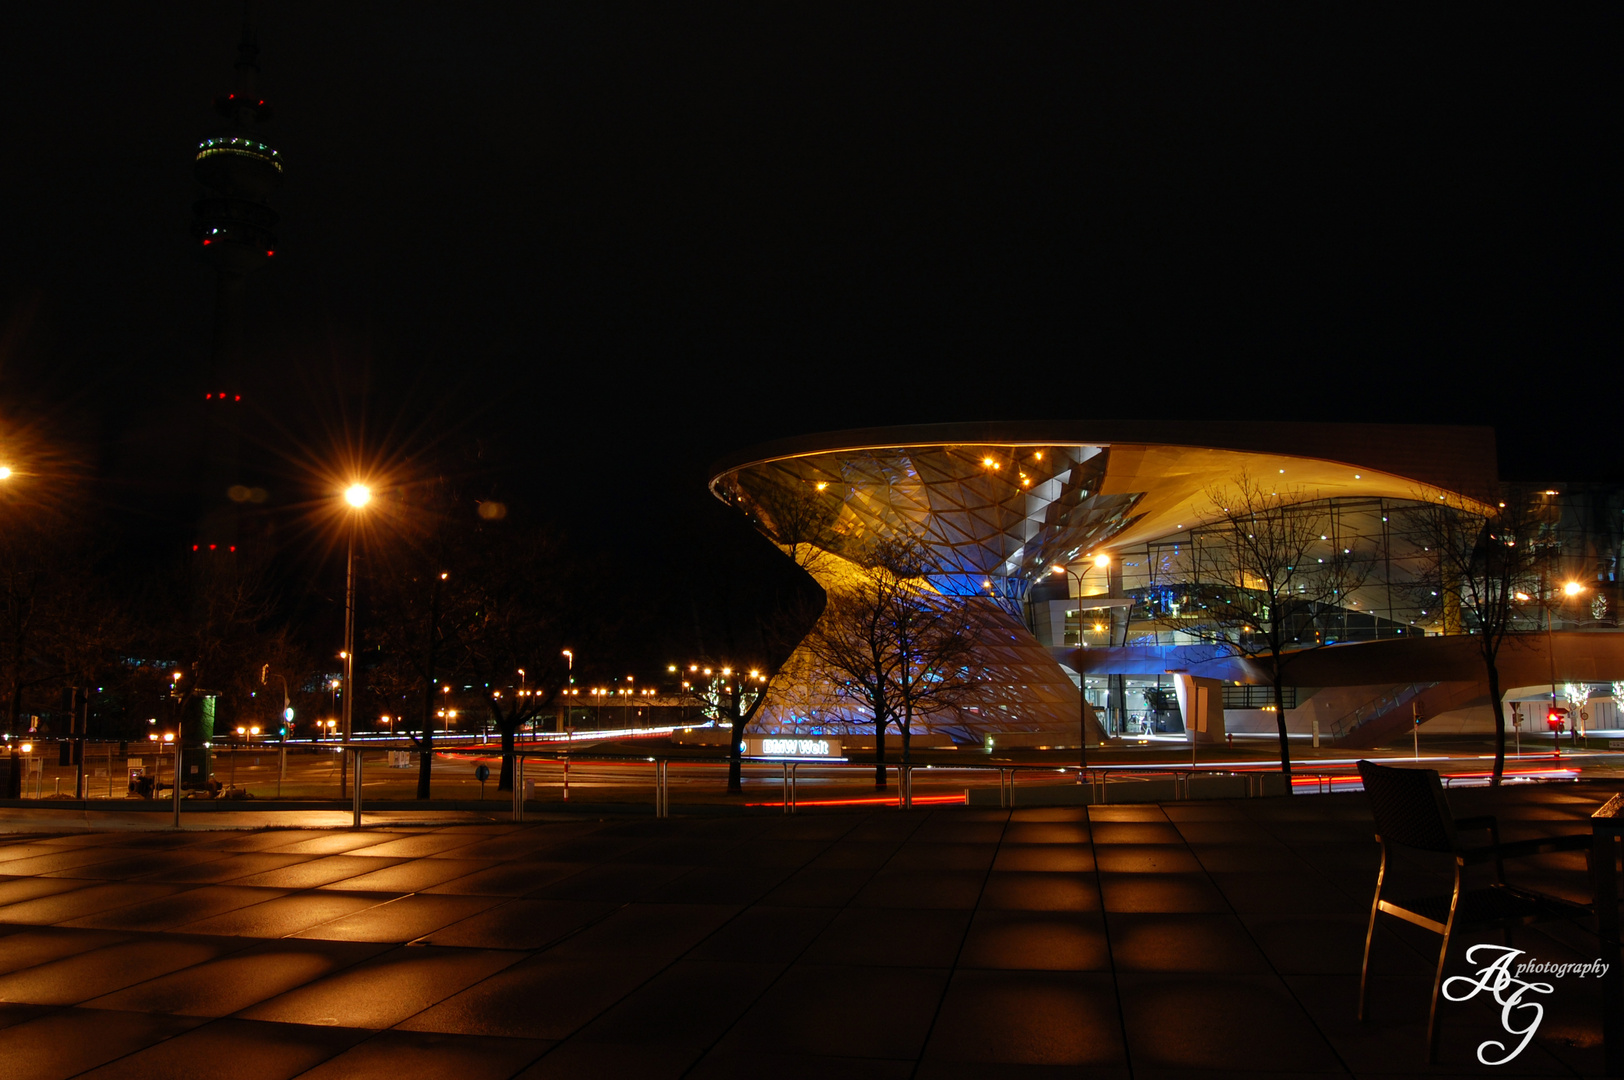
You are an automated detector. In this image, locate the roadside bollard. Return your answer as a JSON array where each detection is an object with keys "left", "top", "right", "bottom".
[
  {"left": 351, "top": 748, "right": 363, "bottom": 828},
  {"left": 511, "top": 755, "right": 524, "bottom": 823}
]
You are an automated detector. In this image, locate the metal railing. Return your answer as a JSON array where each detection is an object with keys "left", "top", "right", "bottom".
[{"left": 2, "top": 741, "right": 1375, "bottom": 828}]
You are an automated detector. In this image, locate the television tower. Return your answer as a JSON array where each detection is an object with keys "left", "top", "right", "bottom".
[
  {"left": 190, "top": 14, "right": 282, "bottom": 554},
  {"left": 179, "top": 14, "right": 284, "bottom": 785}
]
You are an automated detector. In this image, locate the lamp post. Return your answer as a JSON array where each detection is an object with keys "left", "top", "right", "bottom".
[
  {"left": 1546, "top": 580, "right": 1584, "bottom": 755},
  {"left": 515, "top": 668, "right": 525, "bottom": 745},
  {"left": 561, "top": 650, "right": 573, "bottom": 739},
  {"left": 339, "top": 482, "right": 371, "bottom": 798},
  {"left": 262, "top": 668, "right": 290, "bottom": 733},
  {"left": 1051, "top": 553, "right": 1112, "bottom": 771}
]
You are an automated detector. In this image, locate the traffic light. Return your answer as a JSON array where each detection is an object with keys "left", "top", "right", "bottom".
[{"left": 1546, "top": 707, "right": 1569, "bottom": 729}]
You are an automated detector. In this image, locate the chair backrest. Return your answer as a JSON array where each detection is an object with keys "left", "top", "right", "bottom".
[{"left": 1357, "top": 759, "right": 1457, "bottom": 852}]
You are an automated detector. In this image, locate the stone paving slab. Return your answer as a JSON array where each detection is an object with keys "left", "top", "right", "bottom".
[{"left": 0, "top": 783, "right": 1613, "bottom": 1077}]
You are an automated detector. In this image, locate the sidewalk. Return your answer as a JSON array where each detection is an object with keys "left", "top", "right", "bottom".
[{"left": 0, "top": 781, "right": 1616, "bottom": 1078}]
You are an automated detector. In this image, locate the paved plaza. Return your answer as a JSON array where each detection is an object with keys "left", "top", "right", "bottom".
[{"left": 0, "top": 784, "right": 1615, "bottom": 1078}]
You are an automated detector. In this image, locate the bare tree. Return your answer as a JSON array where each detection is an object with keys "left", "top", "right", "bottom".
[
  {"left": 803, "top": 538, "right": 982, "bottom": 788},
  {"left": 0, "top": 517, "right": 95, "bottom": 796},
  {"left": 455, "top": 525, "right": 588, "bottom": 793},
  {"left": 365, "top": 494, "right": 596, "bottom": 798},
  {"left": 675, "top": 494, "right": 821, "bottom": 795},
  {"left": 362, "top": 551, "right": 448, "bottom": 798},
  {"left": 1148, "top": 475, "right": 1369, "bottom": 782},
  {"left": 802, "top": 568, "right": 901, "bottom": 787},
  {"left": 1399, "top": 489, "right": 1549, "bottom": 785},
  {"left": 679, "top": 661, "right": 776, "bottom": 793},
  {"left": 743, "top": 480, "right": 844, "bottom": 574},
  {"left": 880, "top": 548, "right": 981, "bottom": 763}
]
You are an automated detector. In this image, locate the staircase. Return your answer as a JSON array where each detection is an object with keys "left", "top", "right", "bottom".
[{"left": 1324, "top": 680, "right": 1486, "bottom": 748}]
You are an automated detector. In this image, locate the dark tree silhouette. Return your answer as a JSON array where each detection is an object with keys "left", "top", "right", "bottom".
[
  {"left": 1148, "top": 475, "right": 1370, "bottom": 783},
  {"left": 365, "top": 489, "right": 597, "bottom": 798},
  {"left": 1399, "top": 488, "right": 1551, "bottom": 786},
  {"left": 803, "top": 538, "right": 981, "bottom": 788}
]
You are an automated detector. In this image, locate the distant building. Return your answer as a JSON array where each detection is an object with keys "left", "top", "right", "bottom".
[{"left": 711, "top": 422, "right": 1624, "bottom": 747}]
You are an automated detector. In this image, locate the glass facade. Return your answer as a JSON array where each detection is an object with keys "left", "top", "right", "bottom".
[{"left": 1094, "top": 489, "right": 1622, "bottom": 649}]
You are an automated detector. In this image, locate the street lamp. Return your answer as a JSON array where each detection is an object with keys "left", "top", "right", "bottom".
[
  {"left": 1542, "top": 580, "right": 1585, "bottom": 754},
  {"left": 1051, "top": 553, "right": 1112, "bottom": 770},
  {"left": 562, "top": 650, "right": 574, "bottom": 738},
  {"left": 340, "top": 482, "right": 371, "bottom": 797}
]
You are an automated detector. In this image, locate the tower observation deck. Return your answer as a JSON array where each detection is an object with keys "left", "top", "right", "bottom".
[{"left": 189, "top": 20, "right": 281, "bottom": 553}]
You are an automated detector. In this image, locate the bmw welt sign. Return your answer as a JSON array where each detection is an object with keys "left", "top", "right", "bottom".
[{"left": 744, "top": 736, "right": 842, "bottom": 758}]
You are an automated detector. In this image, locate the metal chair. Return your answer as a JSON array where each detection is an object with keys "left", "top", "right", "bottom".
[{"left": 1356, "top": 759, "right": 1591, "bottom": 1062}]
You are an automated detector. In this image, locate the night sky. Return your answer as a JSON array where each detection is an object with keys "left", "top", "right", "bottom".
[{"left": 0, "top": 5, "right": 1618, "bottom": 637}]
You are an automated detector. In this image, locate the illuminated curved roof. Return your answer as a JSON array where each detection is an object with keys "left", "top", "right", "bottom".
[
  {"left": 711, "top": 421, "right": 1497, "bottom": 582},
  {"left": 712, "top": 421, "right": 1497, "bottom": 493}
]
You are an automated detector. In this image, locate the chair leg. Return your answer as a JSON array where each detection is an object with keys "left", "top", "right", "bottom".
[
  {"left": 1360, "top": 845, "right": 1389, "bottom": 1023},
  {"left": 1359, "top": 897, "right": 1380, "bottom": 1021},
  {"left": 1427, "top": 928, "right": 1450, "bottom": 1064}
]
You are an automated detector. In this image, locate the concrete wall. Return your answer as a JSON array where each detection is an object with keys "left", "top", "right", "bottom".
[{"left": 1172, "top": 675, "right": 1225, "bottom": 744}]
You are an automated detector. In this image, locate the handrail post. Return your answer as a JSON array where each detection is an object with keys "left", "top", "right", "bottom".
[
  {"left": 351, "top": 748, "right": 363, "bottom": 828},
  {"left": 512, "top": 753, "right": 524, "bottom": 823},
  {"left": 172, "top": 740, "right": 182, "bottom": 828}
]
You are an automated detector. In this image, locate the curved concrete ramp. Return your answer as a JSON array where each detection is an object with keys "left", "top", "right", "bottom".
[{"left": 1068, "top": 632, "right": 1624, "bottom": 748}]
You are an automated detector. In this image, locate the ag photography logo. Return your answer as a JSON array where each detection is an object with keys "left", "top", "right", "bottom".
[{"left": 1441, "top": 944, "right": 1610, "bottom": 1065}]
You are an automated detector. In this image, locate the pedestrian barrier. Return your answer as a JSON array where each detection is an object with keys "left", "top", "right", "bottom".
[{"left": 0, "top": 739, "right": 1585, "bottom": 827}]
